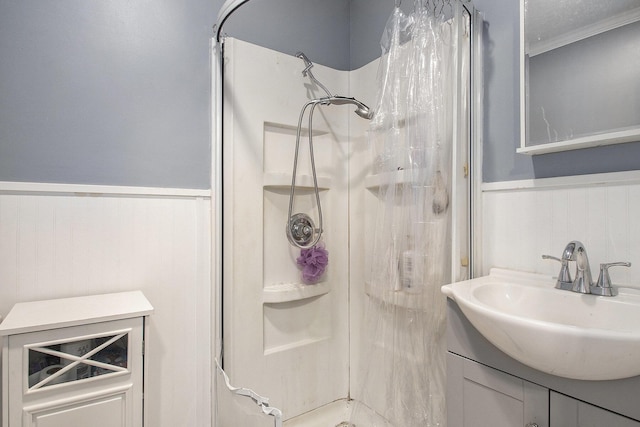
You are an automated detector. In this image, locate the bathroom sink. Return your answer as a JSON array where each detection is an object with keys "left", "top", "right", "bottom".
[{"left": 442, "top": 269, "right": 640, "bottom": 381}]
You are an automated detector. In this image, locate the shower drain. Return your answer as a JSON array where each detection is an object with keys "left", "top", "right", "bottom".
[{"left": 335, "top": 423, "right": 355, "bottom": 427}]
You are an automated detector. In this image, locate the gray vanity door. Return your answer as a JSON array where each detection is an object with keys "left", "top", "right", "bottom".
[
  {"left": 447, "top": 352, "right": 549, "bottom": 427},
  {"left": 550, "top": 391, "right": 640, "bottom": 427}
]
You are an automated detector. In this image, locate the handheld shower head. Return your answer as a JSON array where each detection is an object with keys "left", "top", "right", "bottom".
[
  {"left": 355, "top": 104, "right": 374, "bottom": 120},
  {"left": 326, "top": 96, "right": 374, "bottom": 120}
]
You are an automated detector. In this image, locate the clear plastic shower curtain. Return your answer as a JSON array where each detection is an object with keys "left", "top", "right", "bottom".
[{"left": 352, "top": 2, "right": 457, "bottom": 426}]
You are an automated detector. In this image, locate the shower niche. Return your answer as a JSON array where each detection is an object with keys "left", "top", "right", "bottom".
[
  {"left": 262, "top": 123, "right": 334, "bottom": 355},
  {"left": 262, "top": 122, "right": 333, "bottom": 303}
]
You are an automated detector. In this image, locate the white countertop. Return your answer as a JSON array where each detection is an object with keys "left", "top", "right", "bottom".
[{"left": 0, "top": 291, "right": 154, "bottom": 336}]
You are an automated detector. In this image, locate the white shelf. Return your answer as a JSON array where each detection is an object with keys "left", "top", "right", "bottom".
[
  {"left": 365, "top": 168, "right": 431, "bottom": 190},
  {"left": 364, "top": 282, "right": 430, "bottom": 310},
  {"left": 263, "top": 282, "right": 330, "bottom": 304},
  {"left": 518, "top": 127, "right": 640, "bottom": 155},
  {"left": 263, "top": 172, "right": 331, "bottom": 191},
  {"left": 0, "top": 291, "right": 154, "bottom": 336}
]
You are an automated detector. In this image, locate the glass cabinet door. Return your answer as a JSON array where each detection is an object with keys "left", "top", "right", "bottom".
[{"left": 27, "top": 332, "right": 129, "bottom": 390}]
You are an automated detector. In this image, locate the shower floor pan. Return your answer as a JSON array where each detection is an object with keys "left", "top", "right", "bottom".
[{"left": 283, "top": 399, "right": 389, "bottom": 427}]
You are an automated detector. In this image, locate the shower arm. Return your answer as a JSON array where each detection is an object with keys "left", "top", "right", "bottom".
[{"left": 295, "top": 52, "right": 333, "bottom": 98}]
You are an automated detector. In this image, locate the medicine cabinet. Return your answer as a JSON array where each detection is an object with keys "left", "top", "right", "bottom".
[{"left": 518, "top": 0, "right": 640, "bottom": 155}]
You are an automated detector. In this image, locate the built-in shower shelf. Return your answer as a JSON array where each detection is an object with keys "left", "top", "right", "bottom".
[
  {"left": 364, "top": 168, "right": 430, "bottom": 191},
  {"left": 364, "top": 282, "right": 429, "bottom": 310},
  {"left": 263, "top": 172, "right": 331, "bottom": 191},
  {"left": 263, "top": 282, "right": 330, "bottom": 304}
]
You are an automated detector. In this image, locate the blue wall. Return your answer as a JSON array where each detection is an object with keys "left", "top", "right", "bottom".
[
  {"left": 0, "top": 0, "right": 215, "bottom": 188},
  {"left": 1, "top": 0, "right": 638, "bottom": 188},
  {"left": 221, "top": 0, "right": 351, "bottom": 70}
]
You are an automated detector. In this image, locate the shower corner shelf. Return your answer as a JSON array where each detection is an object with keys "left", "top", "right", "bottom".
[
  {"left": 364, "top": 168, "right": 428, "bottom": 191},
  {"left": 263, "top": 282, "right": 330, "bottom": 304},
  {"left": 364, "top": 282, "right": 428, "bottom": 310},
  {"left": 263, "top": 172, "right": 331, "bottom": 191}
]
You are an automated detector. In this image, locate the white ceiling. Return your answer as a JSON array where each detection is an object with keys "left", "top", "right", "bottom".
[{"left": 526, "top": 0, "right": 640, "bottom": 44}]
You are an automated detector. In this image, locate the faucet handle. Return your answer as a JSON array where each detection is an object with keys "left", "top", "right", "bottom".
[
  {"left": 591, "top": 262, "right": 631, "bottom": 296},
  {"left": 542, "top": 254, "right": 573, "bottom": 290}
]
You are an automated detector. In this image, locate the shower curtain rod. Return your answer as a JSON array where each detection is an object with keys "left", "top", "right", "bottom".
[
  {"left": 214, "top": 0, "right": 251, "bottom": 42},
  {"left": 214, "top": 0, "right": 462, "bottom": 43}
]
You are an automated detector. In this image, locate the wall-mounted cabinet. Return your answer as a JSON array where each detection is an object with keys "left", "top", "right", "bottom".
[
  {"left": 0, "top": 291, "right": 153, "bottom": 427},
  {"left": 519, "top": 0, "right": 640, "bottom": 155}
]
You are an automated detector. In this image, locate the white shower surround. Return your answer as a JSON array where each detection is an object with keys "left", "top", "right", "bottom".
[
  {"left": 213, "top": 4, "right": 478, "bottom": 425},
  {"left": 215, "top": 30, "right": 473, "bottom": 424},
  {"left": 218, "top": 37, "right": 373, "bottom": 422}
]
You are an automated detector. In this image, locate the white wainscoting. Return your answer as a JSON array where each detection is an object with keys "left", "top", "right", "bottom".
[
  {"left": 0, "top": 182, "right": 212, "bottom": 427},
  {"left": 481, "top": 170, "right": 640, "bottom": 288}
]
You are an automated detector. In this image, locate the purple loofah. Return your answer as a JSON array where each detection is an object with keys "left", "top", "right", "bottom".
[{"left": 296, "top": 243, "right": 329, "bottom": 283}]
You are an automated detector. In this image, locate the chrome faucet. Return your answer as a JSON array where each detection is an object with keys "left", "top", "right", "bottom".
[
  {"left": 543, "top": 241, "right": 631, "bottom": 296},
  {"left": 564, "top": 241, "right": 592, "bottom": 294}
]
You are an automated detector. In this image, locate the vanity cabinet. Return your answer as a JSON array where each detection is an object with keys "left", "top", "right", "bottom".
[
  {"left": 447, "top": 353, "right": 548, "bottom": 427},
  {"left": 0, "top": 291, "right": 153, "bottom": 427},
  {"left": 447, "top": 353, "right": 640, "bottom": 427},
  {"left": 550, "top": 392, "right": 640, "bottom": 427},
  {"left": 447, "top": 299, "right": 640, "bottom": 426}
]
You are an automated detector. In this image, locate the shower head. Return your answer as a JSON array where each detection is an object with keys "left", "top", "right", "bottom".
[
  {"left": 354, "top": 104, "right": 374, "bottom": 120},
  {"left": 326, "top": 96, "right": 374, "bottom": 120}
]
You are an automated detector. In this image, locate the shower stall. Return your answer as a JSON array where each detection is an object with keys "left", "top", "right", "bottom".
[{"left": 212, "top": 1, "right": 481, "bottom": 425}]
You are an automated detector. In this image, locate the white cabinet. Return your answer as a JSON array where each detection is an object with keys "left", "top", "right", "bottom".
[
  {"left": 550, "top": 392, "right": 640, "bottom": 427},
  {"left": 0, "top": 291, "right": 153, "bottom": 427},
  {"left": 448, "top": 353, "right": 640, "bottom": 427},
  {"left": 447, "top": 353, "right": 548, "bottom": 427}
]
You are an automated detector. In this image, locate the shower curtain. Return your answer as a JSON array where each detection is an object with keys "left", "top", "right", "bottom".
[{"left": 352, "top": 2, "right": 459, "bottom": 426}]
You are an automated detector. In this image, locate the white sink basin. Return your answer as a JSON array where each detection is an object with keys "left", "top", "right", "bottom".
[{"left": 442, "top": 269, "right": 640, "bottom": 381}]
